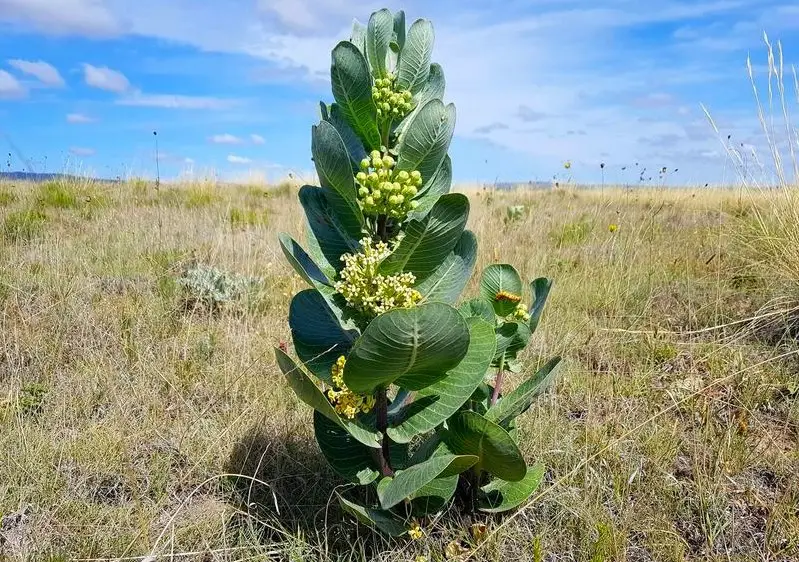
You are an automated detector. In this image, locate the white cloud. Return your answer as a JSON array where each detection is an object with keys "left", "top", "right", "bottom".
[
  {"left": 66, "top": 112, "right": 96, "bottom": 124},
  {"left": 0, "top": 70, "right": 26, "bottom": 98},
  {"left": 0, "top": 0, "right": 120, "bottom": 36},
  {"left": 83, "top": 63, "right": 130, "bottom": 92},
  {"left": 184, "top": 157, "right": 195, "bottom": 164},
  {"left": 209, "top": 133, "right": 243, "bottom": 144},
  {"left": 250, "top": 133, "right": 266, "bottom": 145},
  {"left": 227, "top": 154, "right": 252, "bottom": 164},
  {"left": 69, "top": 147, "right": 95, "bottom": 156},
  {"left": 8, "top": 59, "right": 65, "bottom": 87},
  {"left": 116, "top": 93, "right": 236, "bottom": 109}
]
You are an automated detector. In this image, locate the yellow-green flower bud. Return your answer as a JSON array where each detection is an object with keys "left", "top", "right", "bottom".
[
  {"left": 382, "top": 155, "right": 395, "bottom": 169},
  {"left": 403, "top": 91, "right": 412, "bottom": 101},
  {"left": 410, "top": 170, "right": 421, "bottom": 181},
  {"left": 378, "top": 168, "right": 389, "bottom": 179},
  {"left": 372, "top": 189, "right": 382, "bottom": 200},
  {"left": 389, "top": 195, "right": 399, "bottom": 205},
  {"left": 402, "top": 185, "right": 417, "bottom": 197},
  {"left": 382, "top": 102, "right": 390, "bottom": 112},
  {"left": 410, "top": 200, "right": 420, "bottom": 209},
  {"left": 360, "top": 158, "right": 370, "bottom": 171},
  {"left": 364, "top": 196, "right": 374, "bottom": 206},
  {"left": 370, "top": 150, "right": 381, "bottom": 161},
  {"left": 373, "top": 157, "right": 383, "bottom": 169},
  {"left": 356, "top": 171, "right": 367, "bottom": 183},
  {"left": 397, "top": 170, "right": 410, "bottom": 182},
  {"left": 392, "top": 182, "right": 401, "bottom": 192},
  {"left": 358, "top": 187, "right": 369, "bottom": 198},
  {"left": 368, "top": 172, "right": 378, "bottom": 183}
]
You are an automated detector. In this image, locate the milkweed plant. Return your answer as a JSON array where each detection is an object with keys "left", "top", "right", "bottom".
[{"left": 275, "top": 7, "right": 562, "bottom": 538}]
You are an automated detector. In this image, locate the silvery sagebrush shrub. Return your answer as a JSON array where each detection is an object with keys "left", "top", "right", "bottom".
[
  {"left": 275, "top": 8, "right": 562, "bottom": 538},
  {"left": 177, "top": 264, "right": 262, "bottom": 312}
]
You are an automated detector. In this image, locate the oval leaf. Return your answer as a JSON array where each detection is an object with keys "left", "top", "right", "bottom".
[
  {"left": 397, "top": 19, "right": 434, "bottom": 94},
  {"left": 299, "top": 185, "right": 359, "bottom": 277},
  {"left": 478, "top": 463, "right": 545, "bottom": 513},
  {"left": 407, "top": 153, "right": 451, "bottom": 221},
  {"left": 416, "top": 230, "right": 477, "bottom": 304},
  {"left": 480, "top": 264, "right": 524, "bottom": 317},
  {"left": 279, "top": 233, "right": 333, "bottom": 289},
  {"left": 396, "top": 99, "right": 456, "bottom": 187},
  {"left": 387, "top": 317, "right": 496, "bottom": 443},
  {"left": 326, "top": 103, "right": 368, "bottom": 171},
  {"left": 379, "top": 193, "right": 468, "bottom": 281},
  {"left": 486, "top": 356, "right": 562, "bottom": 427},
  {"left": 366, "top": 8, "right": 393, "bottom": 78},
  {"left": 529, "top": 277, "right": 553, "bottom": 333},
  {"left": 444, "top": 410, "right": 526, "bottom": 482},
  {"left": 314, "top": 410, "right": 379, "bottom": 485},
  {"left": 274, "top": 347, "right": 381, "bottom": 449},
  {"left": 377, "top": 453, "right": 477, "bottom": 509},
  {"left": 493, "top": 321, "right": 531, "bottom": 366},
  {"left": 339, "top": 495, "right": 406, "bottom": 537},
  {"left": 350, "top": 19, "right": 367, "bottom": 55},
  {"left": 331, "top": 41, "right": 381, "bottom": 149},
  {"left": 393, "top": 10, "right": 406, "bottom": 53},
  {"left": 343, "top": 302, "right": 470, "bottom": 394},
  {"left": 289, "top": 289, "right": 357, "bottom": 383},
  {"left": 311, "top": 120, "right": 364, "bottom": 237}
]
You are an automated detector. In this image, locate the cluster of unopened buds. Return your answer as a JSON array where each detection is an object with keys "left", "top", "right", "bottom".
[
  {"left": 334, "top": 236, "right": 422, "bottom": 317},
  {"left": 326, "top": 355, "right": 375, "bottom": 419},
  {"left": 356, "top": 150, "right": 422, "bottom": 220},
  {"left": 511, "top": 302, "right": 530, "bottom": 322},
  {"left": 372, "top": 73, "right": 414, "bottom": 121}
]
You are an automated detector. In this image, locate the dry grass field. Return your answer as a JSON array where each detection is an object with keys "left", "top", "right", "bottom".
[{"left": 0, "top": 176, "right": 797, "bottom": 561}]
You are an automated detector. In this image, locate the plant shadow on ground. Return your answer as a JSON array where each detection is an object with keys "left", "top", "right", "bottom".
[{"left": 224, "top": 423, "right": 401, "bottom": 558}]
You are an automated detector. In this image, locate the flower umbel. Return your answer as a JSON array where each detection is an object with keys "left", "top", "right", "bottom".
[
  {"left": 326, "top": 355, "right": 375, "bottom": 419},
  {"left": 408, "top": 519, "right": 424, "bottom": 540},
  {"left": 373, "top": 73, "right": 414, "bottom": 122},
  {"left": 510, "top": 302, "right": 530, "bottom": 322},
  {"left": 335, "top": 237, "right": 422, "bottom": 317},
  {"left": 356, "top": 150, "right": 422, "bottom": 221}
]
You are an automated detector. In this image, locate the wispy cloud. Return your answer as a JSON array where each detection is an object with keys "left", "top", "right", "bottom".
[
  {"left": 69, "top": 146, "right": 95, "bottom": 156},
  {"left": 250, "top": 133, "right": 266, "bottom": 145},
  {"left": 227, "top": 154, "right": 252, "bottom": 164},
  {"left": 0, "top": 0, "right": 120, "bottom": 36},
  {"left": 0, "top": 69, "right": 26, "bottom": 98},
  {"left": 209, "top": 133, "right": 243, "bottom": 144},
  {"left": 82, "top": 63, "right": 130, "bottom": 92},
  {"left": 116, "top": 93, "right": 237, "bottom": 109},
  {"left": 8, "top": 59, "right": 65, "bottom": 87},
  {"left": 66, "top": 112, "right": 96, "bottom": 124}
]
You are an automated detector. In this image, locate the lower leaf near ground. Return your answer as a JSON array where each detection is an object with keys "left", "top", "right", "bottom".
[
  {"left": 377, "top": 452, "right": 478, "bottom": 509},
  {"left": 338, "top": 495, "right": 407, "bottom": 537},
  {"left": 478, "top": 463, "right": 545, "bottom": 513}
]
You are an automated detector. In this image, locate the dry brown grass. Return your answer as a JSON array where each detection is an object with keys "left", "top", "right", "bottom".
[{"left": 0, "top": 177, "right": 797, "bottom": 561}]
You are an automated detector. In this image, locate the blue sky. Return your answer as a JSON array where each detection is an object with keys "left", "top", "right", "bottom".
[{"left": 0, "top": 0, "right": 797, "bottom": 185}]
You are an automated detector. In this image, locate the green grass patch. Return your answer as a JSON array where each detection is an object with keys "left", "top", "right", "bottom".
[
  {"left": 229, "top": 206, "right": 268, "bottom": 228},
  {"left": 0, "top": 187, "right": 18, "bottom": 206},
  {"left": 2, "top": 208, "right": 48, "bottom": 242},
  {"left": 550, "top": 217, "right": 593, "bottom": 247}
]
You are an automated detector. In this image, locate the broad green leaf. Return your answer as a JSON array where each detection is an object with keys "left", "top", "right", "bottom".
[
  {"left": 343, "top": 302, "right": 470, "bottom": 394},
  {"left": 480, "top": 264, "right": 524, "bottom": 317},
  {"left": 299, "top": 185, "right": 359, "bottom": 277},
  {"left": 493, "top": 321, "right": 531, "bottom": 366},
  {"left": 393, "top": 10, "right": 406, "bottom": 52},
  {"left": 407, "top": 153, "right": 451, "bottom": 221},
  {"left": 410, "top": 474, "right": 458, "bottom": 516},
  {"left": 331, "top": 41, "right": 381, "bottom": 149},
  {"left": 379, "top": 193, "right": 468, "bottom": 281},
  {"left": 397, "top": 100, "right": 456, "bottom": 188},
  {"left": 350, "top": 19, "right": 367, "bottom": 55},
  {"left": 319, "top": 101, "right": 330, "bottom": 120},
  {"left": 393, "top": 63, "right": 446, "bottom": 145},
  {"left": 444, "top": 410, "right": 526, "bottom": 482},
  {"left": 274, "top": 347, "right": 381, "bottom": 449},
  {"left": 485, "top": 357, "right": 562, "bottom": 427},
  {"left": 289, "top": 289, "right": 357, "bottom": 383},
  {"left": 326, "top": 103, "right": 368, "bottom": 171},
  {"left": 278, "top": 233, "right": 333, "bottom": 289},
  {"left": 311, "top": 120, "right": 364, "bottom": 237},
  {"left": 388, "top": 318, "right": 496, "bottom": 443},
  {"left": 377, "top": 453, "right": 478, "bottom": 509},
  {"left": 397, "top": 19, "right": 434, "bottom": 94},
  {"left": 478, "top": 463, "right": 545, "bottom": 513},
  {"left": 387, "top": 388, "right": 413, "bottom": 418},
  {"left": 366, "top": 8, "right": 393, "bottom": 78},
  {"left": 529, "top": 277, "right": 553, "bottom": 333},
  {"left": 339, "top": 495, "right": 406, "bottom": 537},
  {"left": 314, "top": 410, "right": 379, "bottom": 485},
  {"left": 416, "top": 230, "right": 477, "bottom": 304},
  {"left": 458, "top": 297, "right": 496, "bottom": 324}
]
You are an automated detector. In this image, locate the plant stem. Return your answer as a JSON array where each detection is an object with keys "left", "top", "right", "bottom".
[
  {"left": 377, "top": 214, "right": 388, "bottom": 242},
  {"left": 374, "top": 386, "right": 394, "bottom": 477},
  {"left": 490, "top": 356, "right": 505, "bottom": 406}
]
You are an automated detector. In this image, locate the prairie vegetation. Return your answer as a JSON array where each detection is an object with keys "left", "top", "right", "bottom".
[{"left": 0, "top": 176, "right": 796, "bottom": 561}]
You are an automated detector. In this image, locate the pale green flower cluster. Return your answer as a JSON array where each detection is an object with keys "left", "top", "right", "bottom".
[
  {"left": 326, "top": 355, "right": 375, "bottom": 419},
  {"left": 334, "top": 236, "right": 422, "bottom": 316},
  {"left": 356, "top": 150, "right": 422, "bottom": 220},
  {"left": 510, "top": 302, "right": 531, "bottom": 322},
  {"left": 373, "top": 73, "right": 414, "bottom": 121}
]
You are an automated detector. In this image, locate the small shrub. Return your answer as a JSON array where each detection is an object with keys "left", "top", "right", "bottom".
[
  {"left": 18, "top": 382, "right": 48, "bottom": 417},
  {"left": 504, "top": 205, "right": 526, "bottom": 225},
  {"left": 2, "top": 208, "right": 48, "bottom": 242},
  {"left": 177, "top": 264, "right": 262, "bottom": 312},
  {"left": 0, "top": 187, "right": 17, "bottom": 206},
  {"left": 229, "top": 207, "right": 268, "bottom": 228}
]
